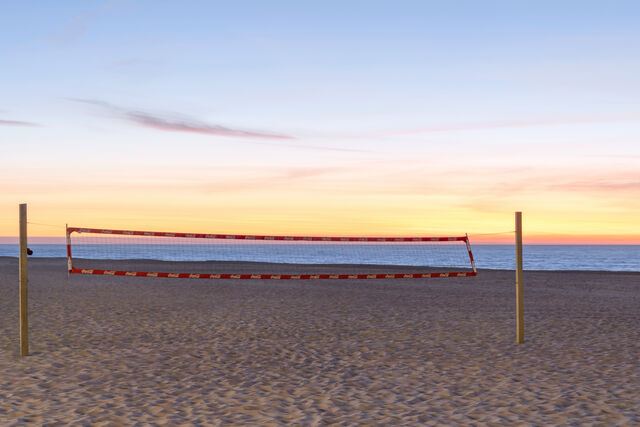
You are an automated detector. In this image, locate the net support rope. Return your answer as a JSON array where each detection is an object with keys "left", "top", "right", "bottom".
[{"left": 66, "top": 226, "right": 477, "bottom": 279}]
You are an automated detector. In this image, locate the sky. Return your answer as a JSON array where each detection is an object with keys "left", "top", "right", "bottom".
[{"left": 1, "top": 0, "right": 640, "bottom": 243}]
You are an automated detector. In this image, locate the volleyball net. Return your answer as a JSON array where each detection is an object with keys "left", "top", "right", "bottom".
[{"left": 66, "top": 226, "right": 477, "bottom": 279}]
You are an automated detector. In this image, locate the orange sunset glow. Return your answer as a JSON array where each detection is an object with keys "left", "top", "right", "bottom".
[{"left": 2, "top": 2, "right": 639, "bottom": 244}]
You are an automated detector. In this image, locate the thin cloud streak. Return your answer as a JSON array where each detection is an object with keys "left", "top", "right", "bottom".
[
  {"left": 366, "top": 115, "right": 640, "bottom": 137},
  {"left": 199, "top": 167, "right": 342, "bottom": 193},
  {"left": 106, "top": 57, "right": 158, "bottom": 70},
  {"left": 127, "top": 111, "right": 294, "bottom": 140},
  {"left": 72, "top": 98, "right": 292, "bottom": 139},
  {"left": 71, "top": 98, "right": 369, "bottom": 153},
  {"left": 550, "top": 180, "right": 640, "bottom": 192},
  {"left": 46, "top": 0, "right": 120, "bottom": 46},
  {"left": 0, "top": 167, "right": 344, "bottom": 195},
  {"left": 0, "top": 119, "right": 40, "bottom": 127},
  {"left": 47, "top": 13, "right": 90, "bottom": 45}
]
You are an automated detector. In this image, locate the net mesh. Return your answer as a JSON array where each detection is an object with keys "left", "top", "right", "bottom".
[{"left": 67, "top": 227, "right": 476, "bottom": 279}]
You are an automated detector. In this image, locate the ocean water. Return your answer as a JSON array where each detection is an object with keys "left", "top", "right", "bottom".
[{"left": 0, "top": 244, "right": 639, "bottom": 272}]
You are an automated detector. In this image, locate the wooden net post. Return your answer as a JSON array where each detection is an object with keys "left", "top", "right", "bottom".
[
  {"left": 515, "top": 211, "right": 524, "bottom": 344},
  {"left": 19, "top": 203, "right": 29, "bottom": 356}
]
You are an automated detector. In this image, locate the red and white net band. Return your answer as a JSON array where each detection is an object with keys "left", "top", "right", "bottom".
[
  {"left": 66, "top": 227, "right": 470, "bottom": 242},
  {"left": 67, "top": 226, "right": 477, "bottom": 280},
  {"left": 68, "top": 270, "right": 477, "bottom": 279}
]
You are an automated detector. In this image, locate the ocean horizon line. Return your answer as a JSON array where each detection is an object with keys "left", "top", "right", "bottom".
[{"left": 1, "top": 243, "right": 638, "bottom": 272}]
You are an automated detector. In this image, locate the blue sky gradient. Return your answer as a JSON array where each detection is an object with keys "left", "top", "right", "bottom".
[{"left": 2, "top": 1, "right": 640, "bottom": 241}]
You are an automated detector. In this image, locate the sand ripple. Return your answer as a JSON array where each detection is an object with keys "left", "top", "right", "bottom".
[{"left": 1, "top": 258, "right": 639, "bottom": 425}]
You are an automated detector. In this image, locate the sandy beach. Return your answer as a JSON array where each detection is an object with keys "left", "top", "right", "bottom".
[{"left": 1, "top": 257, "right": 638, "bottom": 426}]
